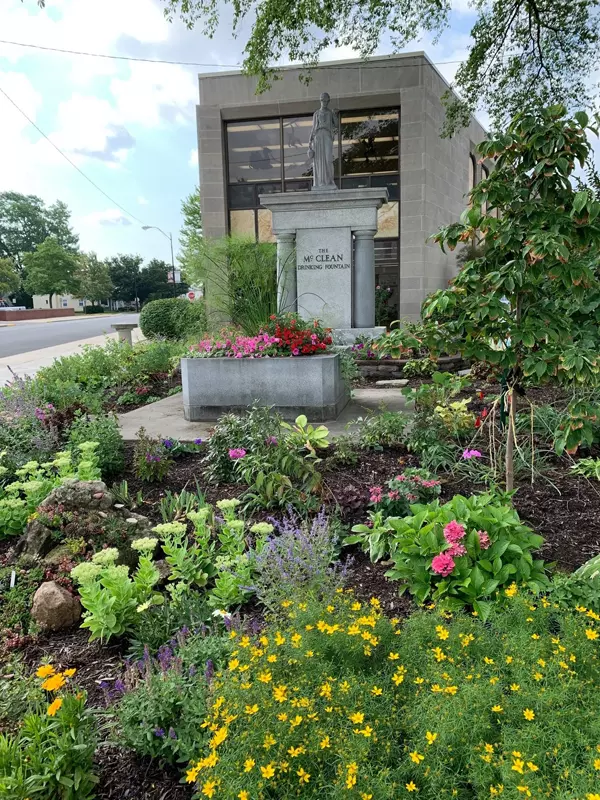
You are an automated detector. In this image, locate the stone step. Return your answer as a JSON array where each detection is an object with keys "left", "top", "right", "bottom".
[{"left": 374, "top": 379, "right": 409, "bottom": 387}]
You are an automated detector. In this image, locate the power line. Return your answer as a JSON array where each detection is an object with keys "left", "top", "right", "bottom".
[
  {"left": 0, "top": 38, "right": 464, "bottom": 71},
  {"left": 0, "top": 82, "right": 146, "bottom": 225}
]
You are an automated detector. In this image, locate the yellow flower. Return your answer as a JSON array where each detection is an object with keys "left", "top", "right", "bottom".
[
  {"left": 243, "top": 758, "right": 255, "bottom": 772},
  {"left": 484, "top": 744, "right": 494, "bottom": 754},
  {"left": 291, "top": 633, "right": 302, "bottom": 647},
  {"left": 537, "top": 658, "right": 546, "bottom": 667},
  {"left": 510, "top": 683, "right": 520, "bottom": 692},
  {"left": 228, "top": 658, "right": 240, "bottom": 671},
  {"left": 388, "top": 652, "right": 400, "bottom": 660},
  {"left": 297, "top": 767, "right": 310, "bottom": 784},
  {"left": 355, "top": 725, "right": 373, "bottom": 737},
  {"left": 319, "top": 682, "right": 332, "bottom": 699},
  {"left": 340, "top": 681, "right": 351, "bottom": 693},
  {"left": 492, "top": 705, "right": 503, "bottom": 713},
  {"left": 523, "top": 708, "right": 535, "bottom": 721},
  {"left": 483, "top": 657, "right": 494, "bottom": 665},
  {"left": 512, "top": 759, "right": 525, "bottom": 774},
  {"left": 239, "top": 636, "right": 251, "bottom": 648},
  {"left": 414, "top": 677, "right": 425, "bottom": 685},
  {"left": 527, "top": 762, "right": 538, "bottom": 772},
  {"left": 287, "top": 746, "right": 305, "bottom": 758},
  {"left": 260, "top": 763, "right": 276, "bottom": 779},
  {"left": 504, "top": 583, "right": 518, "bottom": 597},
  {"left": 320, "top": 736, "right": 331, "bottom": 749},
  {"left": 435, "top": 625, "right": 449, "bottom": 640},
  {"left": 263, "top": 734, "right": 276, "bottom": 749},
  {"left": 47, "top": 698, "right": 63, "bottom": 716},
  {"left": 585, "top": 629, "right": 599, "bottom": 640},
  {"left": 370, "top": 597, "right": 381, "bottom": 608},
  {"left": 258, "top": 671, "right": 272, "bottom": 684},
  {"left": 36, "top": 664, "right": 55, "bottom": 678},
  {"left": 245, "top": 704, "right": 259, "bottom": 715},
  {"left": 210, "top": 726, "right": 229, "bottom": 748},
  {"left": 275, "top": 632, "right": 285, "bottom": 646},
  {"left": 63, "top": 668, "right": 76, "bottom": 677},
  {"left": 351, "top": 601, "right": 362, "bottom": 611},
  {"left": 410, "top": 750, "right": 425, "bottom": 764},
  {"left": 593, "top": 758, "right": 600, "bottom": 770},
  {"left": 516, "top": 787, "right": 531, "bottom": 797},
  {"left": 273, "top": 684, "right": 287, "bottom": 703},
  {"left": 290, "top": 715, "right": 303, "bottom": 728},
  {"left": 587, "top": 795, "right": 600, "bottom": 800},
  {"left": 426, "top": 731, "right": 437, "bottom": 745},
  {"left": 186, "top": 765, "right": 200, "bottom": 784},
  {"left": 267, "top": 654, "right": 277, "bottom": 663},
  {"left": 531, "top": 633, "right": 540, "bottom": 640},
  {"left": 371, "top": 686, "right": 383, "bottom": 696},
  {"left": 42, "top": 673, "right": 66, "bottom": 692},
  {"left": 202, "top": 779, "right": 218, "bottom": 798},
  {"left": 361, "top": 794, "right": 373, "bottom": 800},
  {"left": 349, "top": 712, "right": 364, "bottom": 724},
  {"left": 432, "top": 647, "right": 446, "bottom": 662},
  {"left": 305, "top": 651, "right": 314, "bottom": 658},
  {"left": 505, "top": 656, "right": 513, "bottom": 664},
  {"left": 406, "top": 782, "right": 418, "bottom": 792},
  {"left": 444, "top": 686, "right": 458, "bottom": 695},
  {"left": 238, "top": 793, "right": 249, "bottom": 800}
]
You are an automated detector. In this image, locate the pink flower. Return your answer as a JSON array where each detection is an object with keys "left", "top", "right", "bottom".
[
  {"left": 447, "top": 542, "right": 467, "bottom": 557},
  {"left": 395, "top": 474, "right": 407, "bottom": 482},
  {"left": 407, "top": 493, "right": 418, "bottom": 502},
  {"left": 431, "top": 553, "right": 455, "bottom": 577},
  {"left": 477, "top": 530, "right": 491, "bottom": 550},
  {"left": 292, "top": 347, "right": 300, "bottom": 356},
  {"left": 462, "top": 449, "right": 482, "bottom": 460},
  {"left": 443, "top": 520, "right": 466, "bottom": 544},
  {"left": 388, "top": 490, "right": 399, "bottom": 500},
  {"left": 369, "top": 486, "right": 383, "bottom": 503},
  {"left": 422, "top": 479, "right": 440, "bottom": 488},
  {"left": 228, "top": 448, "right": 247, "bottom": 459}
]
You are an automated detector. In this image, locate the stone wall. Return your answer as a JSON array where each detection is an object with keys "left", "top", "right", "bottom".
[{"left": 0, "top": 309, "right": 75, "bottom": 321}]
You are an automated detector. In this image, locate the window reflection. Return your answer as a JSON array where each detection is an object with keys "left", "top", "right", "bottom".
[
  {"left": 282, "top": 116, "right": 314, "bottom": 180},
  {"left": 227, "top": 120, "right": 281, "bottom": 183},
  {"left": 341, "top": 110, "right": 398, "bottom": 176}
]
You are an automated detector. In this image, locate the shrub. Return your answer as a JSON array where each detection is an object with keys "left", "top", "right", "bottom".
[
  {"left": 82, "top": 305, "right": 104, "bottom": 314},
  {"left": 250, "top": 510, "right": 347, "bottom": 612},
  {"left": 402, "top": 358, "right": 437, "bottom": 378},
  {"left": 350, "top": 493, "right": 549, "bottom": 618},
  {"left": 68, "top": 412, "right": 124, "bottom": 478},
  {"left": 133, "top": 427, "right": 174, "bottom": 482},
  {"left": 548, "top": 553, "right": 600, "bottom": 613},
  {"left": 365, "top": 468, "right": 441, "bottom": 526},
  {"left": 140, "top": 298, "right": 207, "bottom": 340},
  {"left": 113, "top": 626, "right": 232, "bottom": 764},
  {"left": 0, "top": 664, "right": 97, "bottom": 799},
  {"left": 354, "top": 410, "right": 409, "bottom": 449},
  {"left": 184, "top": 593, "right": 600, "bottom": 800}
]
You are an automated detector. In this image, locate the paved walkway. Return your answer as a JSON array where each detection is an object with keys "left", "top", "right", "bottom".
[
  {"left": 0, "top": 328, "right": 144, "bottom": 385},
  {"left": 117, "top": 387, "right": 409, "bottom": 441}
]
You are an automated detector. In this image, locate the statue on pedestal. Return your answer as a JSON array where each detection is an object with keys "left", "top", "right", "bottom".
[{"left": 308, "top": 92, "right": 338, "bottom": 190}]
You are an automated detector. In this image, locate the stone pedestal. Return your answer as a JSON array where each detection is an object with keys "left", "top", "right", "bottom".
[{"left": 260, "top": 187, "right": 388, "bottom": 334}]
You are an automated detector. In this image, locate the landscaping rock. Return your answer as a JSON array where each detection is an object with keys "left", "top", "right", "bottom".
[
  {"left": 374, "top": 379, "right": 409, "bottom": 388},
  {"left": 40, "top": 479, "right": 114, "bottom": 512},
  {"left": 15, "top": 518, "right": 54, "bottom": 559},
  {"left": 44, "top": 543, "right": 74, "bottom": 565},
  {"left": 31, "top": 581, "right": 81, "bottom": 631}
]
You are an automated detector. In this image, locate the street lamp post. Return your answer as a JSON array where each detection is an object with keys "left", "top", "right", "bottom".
[{"left": 142, "top": 225, "right": 176, "bottom": 285}]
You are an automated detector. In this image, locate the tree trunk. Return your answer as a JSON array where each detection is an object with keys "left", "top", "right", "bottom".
[
  {"left": 48, "top": 293, "right": 53, "bottom": 309},
  {"left": 505, "top": 388, "right": 515, "bottom": 492}
]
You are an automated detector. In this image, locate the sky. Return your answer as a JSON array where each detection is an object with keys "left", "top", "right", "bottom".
[{"left": 0, "top": 0, "right": 495, "bottom": 265}]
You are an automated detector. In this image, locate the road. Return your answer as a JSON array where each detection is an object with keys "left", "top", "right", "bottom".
[{"left": 0, "top": 313, "right": 139, "bottom": 358}]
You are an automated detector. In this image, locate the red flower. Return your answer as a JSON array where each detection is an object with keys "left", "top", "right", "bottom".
[{"left": 475, "top": 418, "right": 481, "bottom": 429}]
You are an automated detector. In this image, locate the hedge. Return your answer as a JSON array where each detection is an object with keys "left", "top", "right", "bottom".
[{"left": 139, "top": 297, "right": 207, "bottom": 340}]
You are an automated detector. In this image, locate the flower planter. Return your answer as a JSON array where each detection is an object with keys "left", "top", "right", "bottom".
[{"left": 181, "top": 353, "right": 349, "bottom": 421}]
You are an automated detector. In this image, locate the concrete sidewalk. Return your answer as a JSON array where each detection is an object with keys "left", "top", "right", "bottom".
[
  {"left": 0, "top": 328, "right": 145, "bottom": 385},
  {"left": 117, "top": 387, "right": 409, "bottom": 441}
]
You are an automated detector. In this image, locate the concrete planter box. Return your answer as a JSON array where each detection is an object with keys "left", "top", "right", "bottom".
[{"left": 181, "top": 353, "right": 349, "bottom": 421}]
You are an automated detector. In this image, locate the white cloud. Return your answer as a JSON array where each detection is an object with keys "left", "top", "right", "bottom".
[
  {"left": 110, "top": 61, "right": 197, "bottom": 128},
  {"left": 83, "top": 208, "right": 132, "bottom": 226},
  {"left": 188, "top": 149, "right": 199, "bottom": 168},
  {"left": 137, "top": 195, "right": 149, "bottom": 205}
]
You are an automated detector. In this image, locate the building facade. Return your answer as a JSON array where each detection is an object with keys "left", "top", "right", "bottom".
[{"left": 196, "top": 52, "right": 489, "bottom": 318}]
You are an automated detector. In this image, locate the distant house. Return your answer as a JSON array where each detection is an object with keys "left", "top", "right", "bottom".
[{"left": 32, "top": 295, "right": 102, "bottom": 311}]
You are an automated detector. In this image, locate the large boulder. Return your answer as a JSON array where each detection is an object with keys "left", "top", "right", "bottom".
[{"left": 31, "top": 581, "right": 81, "bottom": 631}]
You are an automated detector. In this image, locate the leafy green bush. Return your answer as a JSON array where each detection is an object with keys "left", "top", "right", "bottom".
[
  {"left": 402, "top": 358, "right": 437, "bottom": 378},
  {"left": 183, "top": 593, "right": 600, "bottom": 800},
  {"left": 0, "top": 664, "right": 97, "bottom": 799},
  {"left": 133, "top": 427, "right": 174, "bottom": 482},
  {"left": 140, "top": 297, "right": 207, "bottom": 340},
  {"left": 349, "top": 493, "right": 549, "bottom": 617},
  {"left": 364, "top": 468, "right": 441, "bottom": 524},
  {"left": 68, "top": 412, "right": 124, "bottom": 478},
  {"left": 354, "top": 410, "right": 410, "bottom": 450},
  {"left": 70, "top": 545, "right": 162, "bottom": 642},
  {"left": 115, "top": 627, "right": 232, "bottom": 764},
  {"left": 0, "top": 564, "right": 45, "bottom": 641},
  {"left": 548, "top": 553, "right": 600, "bottom": 613},
  {"left": 82, "top": 305, "right": 104, "bottom": 314}
]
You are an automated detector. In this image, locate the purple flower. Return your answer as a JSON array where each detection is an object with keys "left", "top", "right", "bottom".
[
  {"left": 168, "top": 727, "right": 177, "bottom": 739},
  {"left": 265, "top": 436, "right": 278, "bottom": 446},
  {"left": 163, "top": 439, "right": 174, "bottom": 449},
  {"left": 204, "top": 659, "right": 215, "bottom": 684},
  {"left": 153, "top": 727, "right": 165, "bottom": 738},
  {"left": 113, "top": 678, "right": 126, "bottom": 696},
  {"left": 228, "top": 448, "right": 247, "bottom": 459},
  {"left": 193, "top": 438, "right": 203, "bottom": 445},
  {"left": 462, "top": 448, "right": 482, "bottom": 460}
]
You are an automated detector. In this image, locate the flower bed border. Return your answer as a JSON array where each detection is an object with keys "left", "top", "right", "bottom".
[{"left": 356, "top": 354, "right": 466, "bottom": 378}]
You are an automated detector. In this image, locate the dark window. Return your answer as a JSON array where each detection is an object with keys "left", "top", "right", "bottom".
[
  {"left": 229, "top": 184, "right": 255, "bottom": 209},
  {"left": 227, "top": 119, "right": 282, "bottom": 183},
  {"left": 340, "top": 110, "right": 399, "bottom": 177},
  {"left": 285, "top": 179, "right": 312, "bottom": 193},
  {"left": 282, "top": 116, "right": 314, "bottom": 180},
  {"left": 372, "top": 173, "right": 399, "bottom": 202}
]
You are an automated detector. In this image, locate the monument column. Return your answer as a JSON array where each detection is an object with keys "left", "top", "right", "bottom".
[
  {"left": 353, "top": 229, "right": 377, "bottom": 328},
  {"left": 276, "top": 232, "right": 297, "bottom": 313}
]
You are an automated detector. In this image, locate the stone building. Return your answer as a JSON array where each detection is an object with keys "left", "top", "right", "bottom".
[{"left": 195, "top": 51, "right": 490, "bottom": 319}]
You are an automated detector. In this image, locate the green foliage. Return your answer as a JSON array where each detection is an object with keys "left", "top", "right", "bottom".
[
  {"left": 402, "top": 358, "right": 437, "bottom": 379},
  {"left": 139, "top": 297, "right": 207, "bottom": 340},
  {"left": 153, "top": 521, "right": 213, "bottom": 593},
  {"left": 187, "top": 236, "right": 277, "bottom": 333},
  {"left": 0, "top": 657, "right": 44, "bottom": 728},
  {"left": 570, "top": 456, "right": 600, "bottom": 479},
  {"left": 204, "top": 405, "right": 279, "bottom": 483},
  {"left": 0, "top": 443, "right": 101, "bottom": 539},
  {"left": 433, "top": 398, "right": 476, "bottom": 436},
  {"left": 0, "top": 257, "right": 19, "bottom": 297},
  {"left": 378, "top": 494, "right": 549, "bottom": 617},
  {"left": 133, "top": 427, "right": 174, "bottom": 482},
  {"left": 127, "top": 591, "right": 213, "bottom": 658},
  {"left": 365, "top": 468, "right": 441, "bottom": 521},
  {"left": 550, "top": 552, "right": 600, "bottom": 613},
  {"left": 158, "top": 486, "right": 205, "bottom": 523},
  {"left": 333, "top": 346, "right": 361, "bottom": 385},
  {"left": 71, "top": 548, "right": 163, "bottom": 642},
  {"left": 67, "top": 412, "right": 124, "bottom": 479},
  {"left": 23, "top": 237, "right": 79, "bottom": 307},
  {"left": 353, "top": 410, "right": 409, "bottom": 450},
  {"left": 178, "top": 186, "right": 203, "bottom": 283},
  {"left": 116, "top": 627, "right": 231, "bottom": 764},
  {"left": 425, "top": 107, "right": 600, "bottom": 461},
  {"left": 73, "top": 252, "right": 113, "bottom": 304},
  {"left": 0, "top": 564, "right": 45, "bottom": 638},
  {"left": 374, "top": 284, "right": 397, "bottom": 328},
  {"left": 0, "top": 668, "right": 97, "bottom": 800},
  {"left": 183, "top": 593, "right": 600, "bottom": 799},
  {"left": 327, "top": 434, "right": 360, "bottom": 468},
  {"left": 281, "top": 414, "right": 329, "bottom": 457}
]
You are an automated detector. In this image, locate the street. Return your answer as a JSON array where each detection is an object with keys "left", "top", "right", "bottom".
[{"left": 0, "top": 314, "right": 139, "bottom": 358}]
